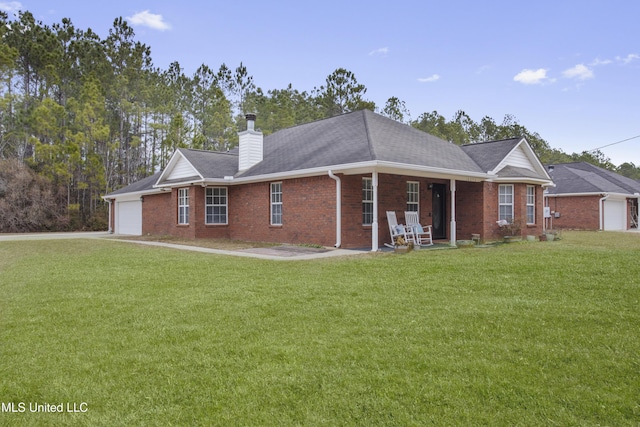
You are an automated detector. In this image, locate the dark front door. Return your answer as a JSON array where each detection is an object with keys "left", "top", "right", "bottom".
[{"left": 432, "top": 184, "right": 447, "bottom": 239}]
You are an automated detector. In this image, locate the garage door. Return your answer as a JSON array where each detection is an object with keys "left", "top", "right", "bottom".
[
  {"left": 116, "top": 200, "right": 142, "bottom": 235},
  {"left": 604, "top": 199, "right": 625, "bottom": 231}
]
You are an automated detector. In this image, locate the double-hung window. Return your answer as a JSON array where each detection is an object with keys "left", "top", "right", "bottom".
[
  {"left": 178, "top": 188, "right": 189, "bottom": 224},
  {"left": 205, "top": 187, "right": 227, "bottom": 224},
  {"left": 407, "top": 181, "right": 419, "bottom": 213},
  {"left": 362, "top": 177, "right": 373, "bottom": 225},
  {"left": 270, "top": 182, "right": 282, "bottom": 225},
  {"left": 526, "top": 185, "right": 535, "bottom": 224},
  {"left": 498, "top": 184, "right": 513, "bottom": 222}
]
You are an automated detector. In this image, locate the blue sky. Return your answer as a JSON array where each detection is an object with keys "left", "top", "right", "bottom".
[{"left": 3, "top": 0, "right": 639, "bottom": 166}]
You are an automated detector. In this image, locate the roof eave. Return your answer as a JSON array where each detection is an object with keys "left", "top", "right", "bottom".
[
  {"left": 224, "top": 161, "right": 492, "bottom": 184},
  {"left": 102, "top": 188, "right": 166, "bottom": 200},
  {"left": 490, "top": 176, "right": 554, "bottom": 185},
  {"left": 546, "top": 191, "right": 636, "bottom": 198}
]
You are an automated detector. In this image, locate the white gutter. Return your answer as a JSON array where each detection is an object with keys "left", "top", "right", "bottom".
[
  {"left": 190, "top": 160, "right": 493, "bottom": 187},
  {"left": 328, "top": 170, "right": 342, "bottom": 248},
  {"left": 599, "top": 193, "right": 609, "bottom": 231}
]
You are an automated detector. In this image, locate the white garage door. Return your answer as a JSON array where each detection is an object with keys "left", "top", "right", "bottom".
[
  {"left": 604, "top": 199, "right": 625, "bottom": 231},
  {"left": 116, "top": 200, "right": 142, "bottom": 235}
]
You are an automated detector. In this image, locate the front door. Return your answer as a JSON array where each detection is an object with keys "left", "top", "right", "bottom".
[{"left": 432, "top": 184, "right": 447, "bottom": 239}]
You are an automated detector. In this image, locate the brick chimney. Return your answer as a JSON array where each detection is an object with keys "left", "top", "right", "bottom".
[{"left": 238, "top": 113, "right": 263, "bottom": 171}]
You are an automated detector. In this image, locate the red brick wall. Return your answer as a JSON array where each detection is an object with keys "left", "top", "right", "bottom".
[
  {"left": 228, "top": 176, "right": 337, "bottom": 246},
  {"left": 456, "top": 181, "right": 484, "bottom": 240},
  {"left": 142, "top": 192, "right": 174, "bottom": 236},
  {"left": 546, "top": 195, "right": 600, "bottom": 230},
  {"left": 455, "top": 182, "right": 545, "bottom": 242},
  {"left": 137, "top": 176, "right": 546, "bottom": 247}
]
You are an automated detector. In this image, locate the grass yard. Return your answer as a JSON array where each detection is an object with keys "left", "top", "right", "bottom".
[{"left": 1, "top": 232, "right": 639, "bottom": 426}]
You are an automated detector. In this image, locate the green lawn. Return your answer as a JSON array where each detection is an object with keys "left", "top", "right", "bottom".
[{"left": 1, "top": 232, "right": 639, "bottom": 426}]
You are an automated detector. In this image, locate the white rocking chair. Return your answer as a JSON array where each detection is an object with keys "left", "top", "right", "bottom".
[
  {"left": 404, "top": 211, "right": 433, "bottom": 246},
  {"left": 385, "top": 211, "right": 416, "bottom": 248}
]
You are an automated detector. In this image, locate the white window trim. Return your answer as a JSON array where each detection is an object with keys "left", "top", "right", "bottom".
[
  {"left": 526, "top": 185, "right": 535, "bottom": 224},
  {"left": 498, "top": 184, "right": 514, "bottom": 222},
  {"left": 362, "top": 177, "right": 373, "bottom": 225},
  {"left": 407, "top": 181, "right": 419, "bottom": 214},
  {"left": 205, "top": 187, "right": 228, "bottom": 225},
  {"left": 270, "top": 182, "right": 283, "bottom": 226},
  {"left": 178, "top": 188, "right": 189, "bottom": 225}
]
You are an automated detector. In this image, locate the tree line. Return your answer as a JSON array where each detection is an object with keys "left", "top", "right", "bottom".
[{"left": 0, "top": 11, "right": 638, "bottom": 232}]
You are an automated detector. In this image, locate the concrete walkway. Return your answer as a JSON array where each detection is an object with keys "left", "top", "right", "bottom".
[{"left": 0, "top": 231, "right": 370, "bottom": 261}]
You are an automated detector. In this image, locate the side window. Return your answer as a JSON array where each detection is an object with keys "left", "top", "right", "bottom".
[
  {"left": 498, "top": 184, "right": 513, "bottom": 221},
  {"left": 271, "top": 182, "right": 282, "bottom": 225},
  {"left": 407, "top": 181, "right": 419, "bottom": 213},
  {"left": 205, "top": 187, "right": 228, "bottom": 224},
  {"left": 178, "top": 188, "right": 189, "bottom": 224},
  {"left": 362, "top": 178, "right": 373, "bottom": 225},
  {"left": 526, "top": 185, "right": 535, "bottom": 224}
]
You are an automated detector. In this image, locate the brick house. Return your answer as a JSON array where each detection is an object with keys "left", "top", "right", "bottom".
[
  {"left": 104, "top": 110, "right": 553, "bottom": 249},
  {"left": 544, "top": 162, "right": 640, "bottom": 231}
]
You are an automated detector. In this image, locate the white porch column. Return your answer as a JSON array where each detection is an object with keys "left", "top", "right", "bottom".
[
  {"left": 450, "top": 179, "right": 457, "bottom": 246},
  {"left": 372, "top": 171, "right": 379, "bottom": 252}
]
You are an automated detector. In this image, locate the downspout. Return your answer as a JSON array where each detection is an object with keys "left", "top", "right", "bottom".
[
  {"left": 599, "top": 193, "right": 609, "bottom": 231},
  {"left": 107, "top": 199, "right": 113, "bottom": 233},
  {"left": 328, "top": 170, "right": 341, "bottom": 248},
  {"left": 372, "top": 172, "right": 379, "bottom": 252}
]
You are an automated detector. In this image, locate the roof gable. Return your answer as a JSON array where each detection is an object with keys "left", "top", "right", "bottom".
[
  {"left": 462, "top": 138, "right": 551, "bottom": 182},
  {"left": 156, "top": 149, "right": 203, "bottom": 186},
  {"left": 155, "top": 148, "right": 238, "bottom": 186}
]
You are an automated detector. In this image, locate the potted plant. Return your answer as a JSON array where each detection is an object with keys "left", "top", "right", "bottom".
[
  {"left": 496, "top": 218, "right": 522, "bottom": 243},
  {"left": 394, "top": 235, "right": 413, "bottom": 253},
  {"left": 545, "top": 229, "right": 561, "bottom": 241}
]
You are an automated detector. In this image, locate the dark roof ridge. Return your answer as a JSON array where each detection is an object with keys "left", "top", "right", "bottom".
[
  {"left": 462, "top": 137, "right": 522, "bottom": 147},
  {"left": 179, "top": 147, "right": 238, "bottom": 156},
  {"left": 264, "top": 109, "right": 368, "bottom": 135},
  {"left": 361, "top": 110, "right": 377, "bottom": 160}
]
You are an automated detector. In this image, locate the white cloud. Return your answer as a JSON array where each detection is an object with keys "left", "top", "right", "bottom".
[
  {"left": 126, "top": 10, "right": 171, "bottom": 31},
  {"left": 513, "top": 68, "right": 550, "bottom": 85},
  {"left": 617, "top": 53, "right": 639, "bottom": 64},
  {"left": 417, "top": 74, "right": 440, "bottom": 83},
  {"left": 476, "top": 64, "right": 492, "bottom": 74},
  {"left": 563, "top": 64, "right": 594, "bottom": 80},
  {"left": 590, "top": 58, "right": 613, "bottom": 66},
  {"left": 0, "top": 1, "right": 21, "bottom": 13},
  {"left": 368, "top": 47, "right": 389, "bottom": 56}
]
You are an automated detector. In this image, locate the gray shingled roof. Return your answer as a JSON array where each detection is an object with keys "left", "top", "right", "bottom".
[
  {"left": 177, "top": 148, "right": 239, "bottom": 178},
  {"left": 546, "top": 162, "right": 640, "bottom": 195},
  {"left": 106, "top": 172, "right": 162, "bottom": 196},
  {"left": 107, "top": 111, "right": 552, "bottom": 198},
  {"left": 461, "top": 138, "right": 521, "bottom": 172},
  {"left": 238, "top": 110, "right": 484, "bottom": 177}
]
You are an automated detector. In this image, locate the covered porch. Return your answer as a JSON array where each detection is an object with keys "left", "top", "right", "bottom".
[{"left": 330, "top": 165, "right": 492, "bottom": 250}]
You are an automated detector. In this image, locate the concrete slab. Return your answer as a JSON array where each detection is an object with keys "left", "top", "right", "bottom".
[{"left": 0, "top": 231, "right": 369, "bottom": 260}]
